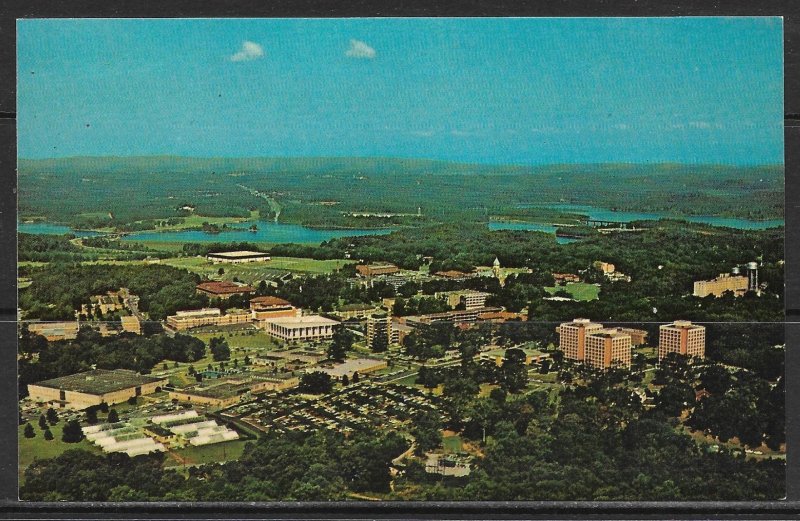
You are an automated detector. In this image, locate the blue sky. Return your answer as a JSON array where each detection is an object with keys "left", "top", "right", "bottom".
[{"left": 17, "top": 17, "right": 783, "bottom": 165}]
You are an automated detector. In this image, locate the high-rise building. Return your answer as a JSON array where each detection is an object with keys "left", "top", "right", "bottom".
[
  {"left": 658, "top": 320, "right": 706, "bottom": 361},
  {"left": 585, "top": 329, "right": 633, "bottom": 369},
  {"left": 366, "top": 311, "right": 393, "bottom": 348},
  {"left": 558, "top": 318, "right": 603, "bottom": 361}
]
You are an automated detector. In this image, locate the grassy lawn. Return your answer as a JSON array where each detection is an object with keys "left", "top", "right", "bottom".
[
  {"left": 167, "top": 439, "right": 249, "bottom": 467},
  {"left": 442, "top": 434, "right": 463, "bottom": 453},
  {"left": 158, "top": 255, "right": 350, "bottom": 283},
  {"left": 19, "top": 421, "right": 103, "bottom": 484},
  {"left": 544, "top": 282, "right": 600, "bottom": 301}
]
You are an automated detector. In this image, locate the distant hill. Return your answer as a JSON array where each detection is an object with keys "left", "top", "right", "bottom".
[{"left": 18, "top": 156, "right": 784, "bottom": 228}]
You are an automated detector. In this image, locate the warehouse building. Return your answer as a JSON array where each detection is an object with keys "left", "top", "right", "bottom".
[
  {"left": 28, "top": 369, "right": 168, "bottom": 410},
  {"left": 26, "top": 321, "right": 80, "bottom": 342}
]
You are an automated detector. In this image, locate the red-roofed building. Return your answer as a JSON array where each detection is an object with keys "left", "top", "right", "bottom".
[
  {"left": 196, "top": 281, "right": 255, "bottom": 298},
  {"left": 249, "top": 296, "right": 300, "bottom": 322}
]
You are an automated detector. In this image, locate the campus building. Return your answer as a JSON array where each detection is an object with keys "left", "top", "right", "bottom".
[
  {"left": 168, "top": 375, "right": 299, "bottom": 408},
  {"left": 658, "top": 320, "right": 706, "bottom": 361},
  {"left": 558, "top": 318, "right": 603, "bottom": 361},
  {"left": 166, "top": 308, "right": 252, "bottom": 331},
  {"left": 366, "top": 311, "right": 392, "bottom": 347},
  {"left": 196, "top": 281, "right": 255, "bottom": 298},
  {"left": 249, "top": 296, "right": 300, "bottom": 322},
  {"left": 27, "top": 369, "right": 168, "bottom": 410},
  {"left": 262, "top": 315, "right": 339, "bottom": 341},
  {"left": 312, "top": 358, "right": 388, "bottom": 379},
  {"left": 435, "top": 290, "right": 492, "bottom": 310},
  {"left": 355, "top": 263, "right": 400, "bottom": 278},
  {"left": 693, "top": 273, "right": 749, "bottom": 298},
  {"left": 26, "top": 321, "right": 80, "bottom": 342},
  {"left": 120, "top": 315, "right": 142, "bottom": 335},
  {"left": 206, "top": 251, "right": 271, "bottom": 264},
  {"left": 584, "top": 329, "right": 633, "bottom": 370}
]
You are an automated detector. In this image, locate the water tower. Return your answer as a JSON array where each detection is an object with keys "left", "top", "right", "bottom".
[{"left": 746, "top": 262, "right": 759, "bottom": 292}]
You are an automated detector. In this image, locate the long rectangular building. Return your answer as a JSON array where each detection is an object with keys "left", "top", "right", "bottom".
[
  {"left": 207, "top": 251, "right": 271, "bottom": 264},
  {"left": 166, "top": 308, "right": 252, "bottom": 331},
  {"left": 28, "top": 369, "right": 168, "bottom": 410}
]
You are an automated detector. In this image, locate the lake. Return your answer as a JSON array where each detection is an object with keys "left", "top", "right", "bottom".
[
  {"left": 487, "top": 221, "right": 579, "bottom": 244},
  {"left": 121, "top": 220, "right": 394, "bottom": 244},
  {"left": 18, "top": 222, "right": 105, "bottom": 237},
  {"left": 516, "top": 203, "right": 784, "bottom": 230}
]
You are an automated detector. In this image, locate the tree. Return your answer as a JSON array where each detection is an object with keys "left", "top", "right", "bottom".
[
  {"left": 24, "top": 423, "right": 35, "bottom": 438},
  {"left": 108, "top": 409, "right": 119, "bottom": 423},
  {"left": 38, "top": 414, "right": 48, "bottom": 430},
  {"left": 502, "top": 348, "right": 529, "bottom": 393},
  {"left": 127, "top": 396, "right": 137, "bottom": 406},
  {"left": 209, "top": 337, "right": 231, "bottom": 362},
  {"left": 218, "top": 267, "right": 225, "bottom": 276},
  {"left": 352, "top": 372, "right": 360, "bottom": 384},
  {"left": 299, "top": 372, "right": 334, "bottom": 394},
  {"left": 61, "top": 420, "right": 83, "bottom": 443},
  {"left": 46, "top": 408, "right": 59, "bottom": 425},
  {"left": 342, "top": 374, "right": 350, "bottom": 386},
  {"left": 412, "top": 410, "right": 443, "bottom": 455},
  {"left": 43, "top": 429, "right": 54, "bottom": 441},
  {"left": 329, "top": 326, "right": 354, "bottom": 362},
  {"left": 85, "top": 407, "right": 98, "bottom": 425}
]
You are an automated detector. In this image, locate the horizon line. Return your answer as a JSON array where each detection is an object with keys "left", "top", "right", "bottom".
[{"left": 16, "top": 154, "right": 786, "bottom": 170}]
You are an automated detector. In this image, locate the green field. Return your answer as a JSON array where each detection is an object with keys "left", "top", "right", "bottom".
[
  {"left": 19, "top": 421, "right": 103, "bottom": 483},
  {"left": 160, "top": 255, "right": 351, "bottom": 282},
  {"left": 544, "top": 282, "right": 600, "bottom": 301}
]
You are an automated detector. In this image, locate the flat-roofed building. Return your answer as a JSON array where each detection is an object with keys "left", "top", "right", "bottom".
[
  {"left": 404, "top": 307, "right": 502, "bottom": 329},
  {"left": 433, "top": 270, "right": 476, "bottom": 281},
  {"left": 355, "top": 263, "right": 399, "bottom": 278},
  {"left": 585, "top": 329, "right": 633, "bottom": 369},
  {"left": 693, "top": 273, "right": 749, "bottom": 298},
  {"left": 658, "top": 320, "right": 706, "bottom": 361},
  {"left": 435, "top": 290, "right": 492, "bottom": 310},
  {"left": 333, "top": 303, "right": 381, "bottom": 320},
  {"left": 249, "top": 296, "right": 300, "bottom": 322},
  {"left": 196, "top": 280, "right": 255, "bottom": 298},
  {"left": 166, "top": 308, "right": 252, "bottom": 331},
  {"left": 28, "top": 369, "right": 168, "bottom": 410},
  {"left": 120, "top": 315, "right": 142, "bottom": 335},
  {"left": 366, "top": 311, "right": 392, "bottom": 348},
  {"left": 26, "top": 321, "right": 80, "bottom": 342},
  {"left": 553, "top": 273, "right": 581, "bottom": 283},
  {"left": 206, "top": 251, "right": 271, "bottom": 264},
  {"left": 558, "top": 318, "right": 603, "bottom": 361},
  {"left": 312, "top": 358, "right": 388, "bottom": 379},
  {"left": 263, "top": 315, "right": 339, "bottom": 342},
  {"left": 168, "top": 374, "right": 299, "bottom": 408}
]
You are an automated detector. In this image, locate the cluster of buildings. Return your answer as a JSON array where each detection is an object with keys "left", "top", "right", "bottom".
[
  {"left": 557, "top": 318, "right": 706, "bottom": 370},
  {"left": 693, "top": 262, "right": 760, "bottom": 298},
  {"left": 166, "top": 295, "right": 339, "bottom": 343}
]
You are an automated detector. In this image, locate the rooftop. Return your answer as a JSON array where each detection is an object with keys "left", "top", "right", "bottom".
[
  {"left": 250, "top": 296, "right": 292, "bottom": 307},
  {"left": 207, "top": 251, "right": 270, "bottom": 258},
  {"left": 32, "top": 369, "right": 166, "bottom": 395},
  {"left": 196, "top": 281, "right": 255, "bottom": 294},
  {"left": 263, "top": 315, "right": 339, "bottom": 327}
]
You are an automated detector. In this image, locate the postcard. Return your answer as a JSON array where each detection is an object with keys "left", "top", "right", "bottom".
[{"left": 16, "top": 17, "right": 784, "bottom": 502}]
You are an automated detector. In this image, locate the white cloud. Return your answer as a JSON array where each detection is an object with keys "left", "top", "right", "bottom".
[
  {"left": 346, "top": 39, "right": 376, "bottom": 59},
  {"left": 230, "top": 41, "right": 264, "bottom": 62}
]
